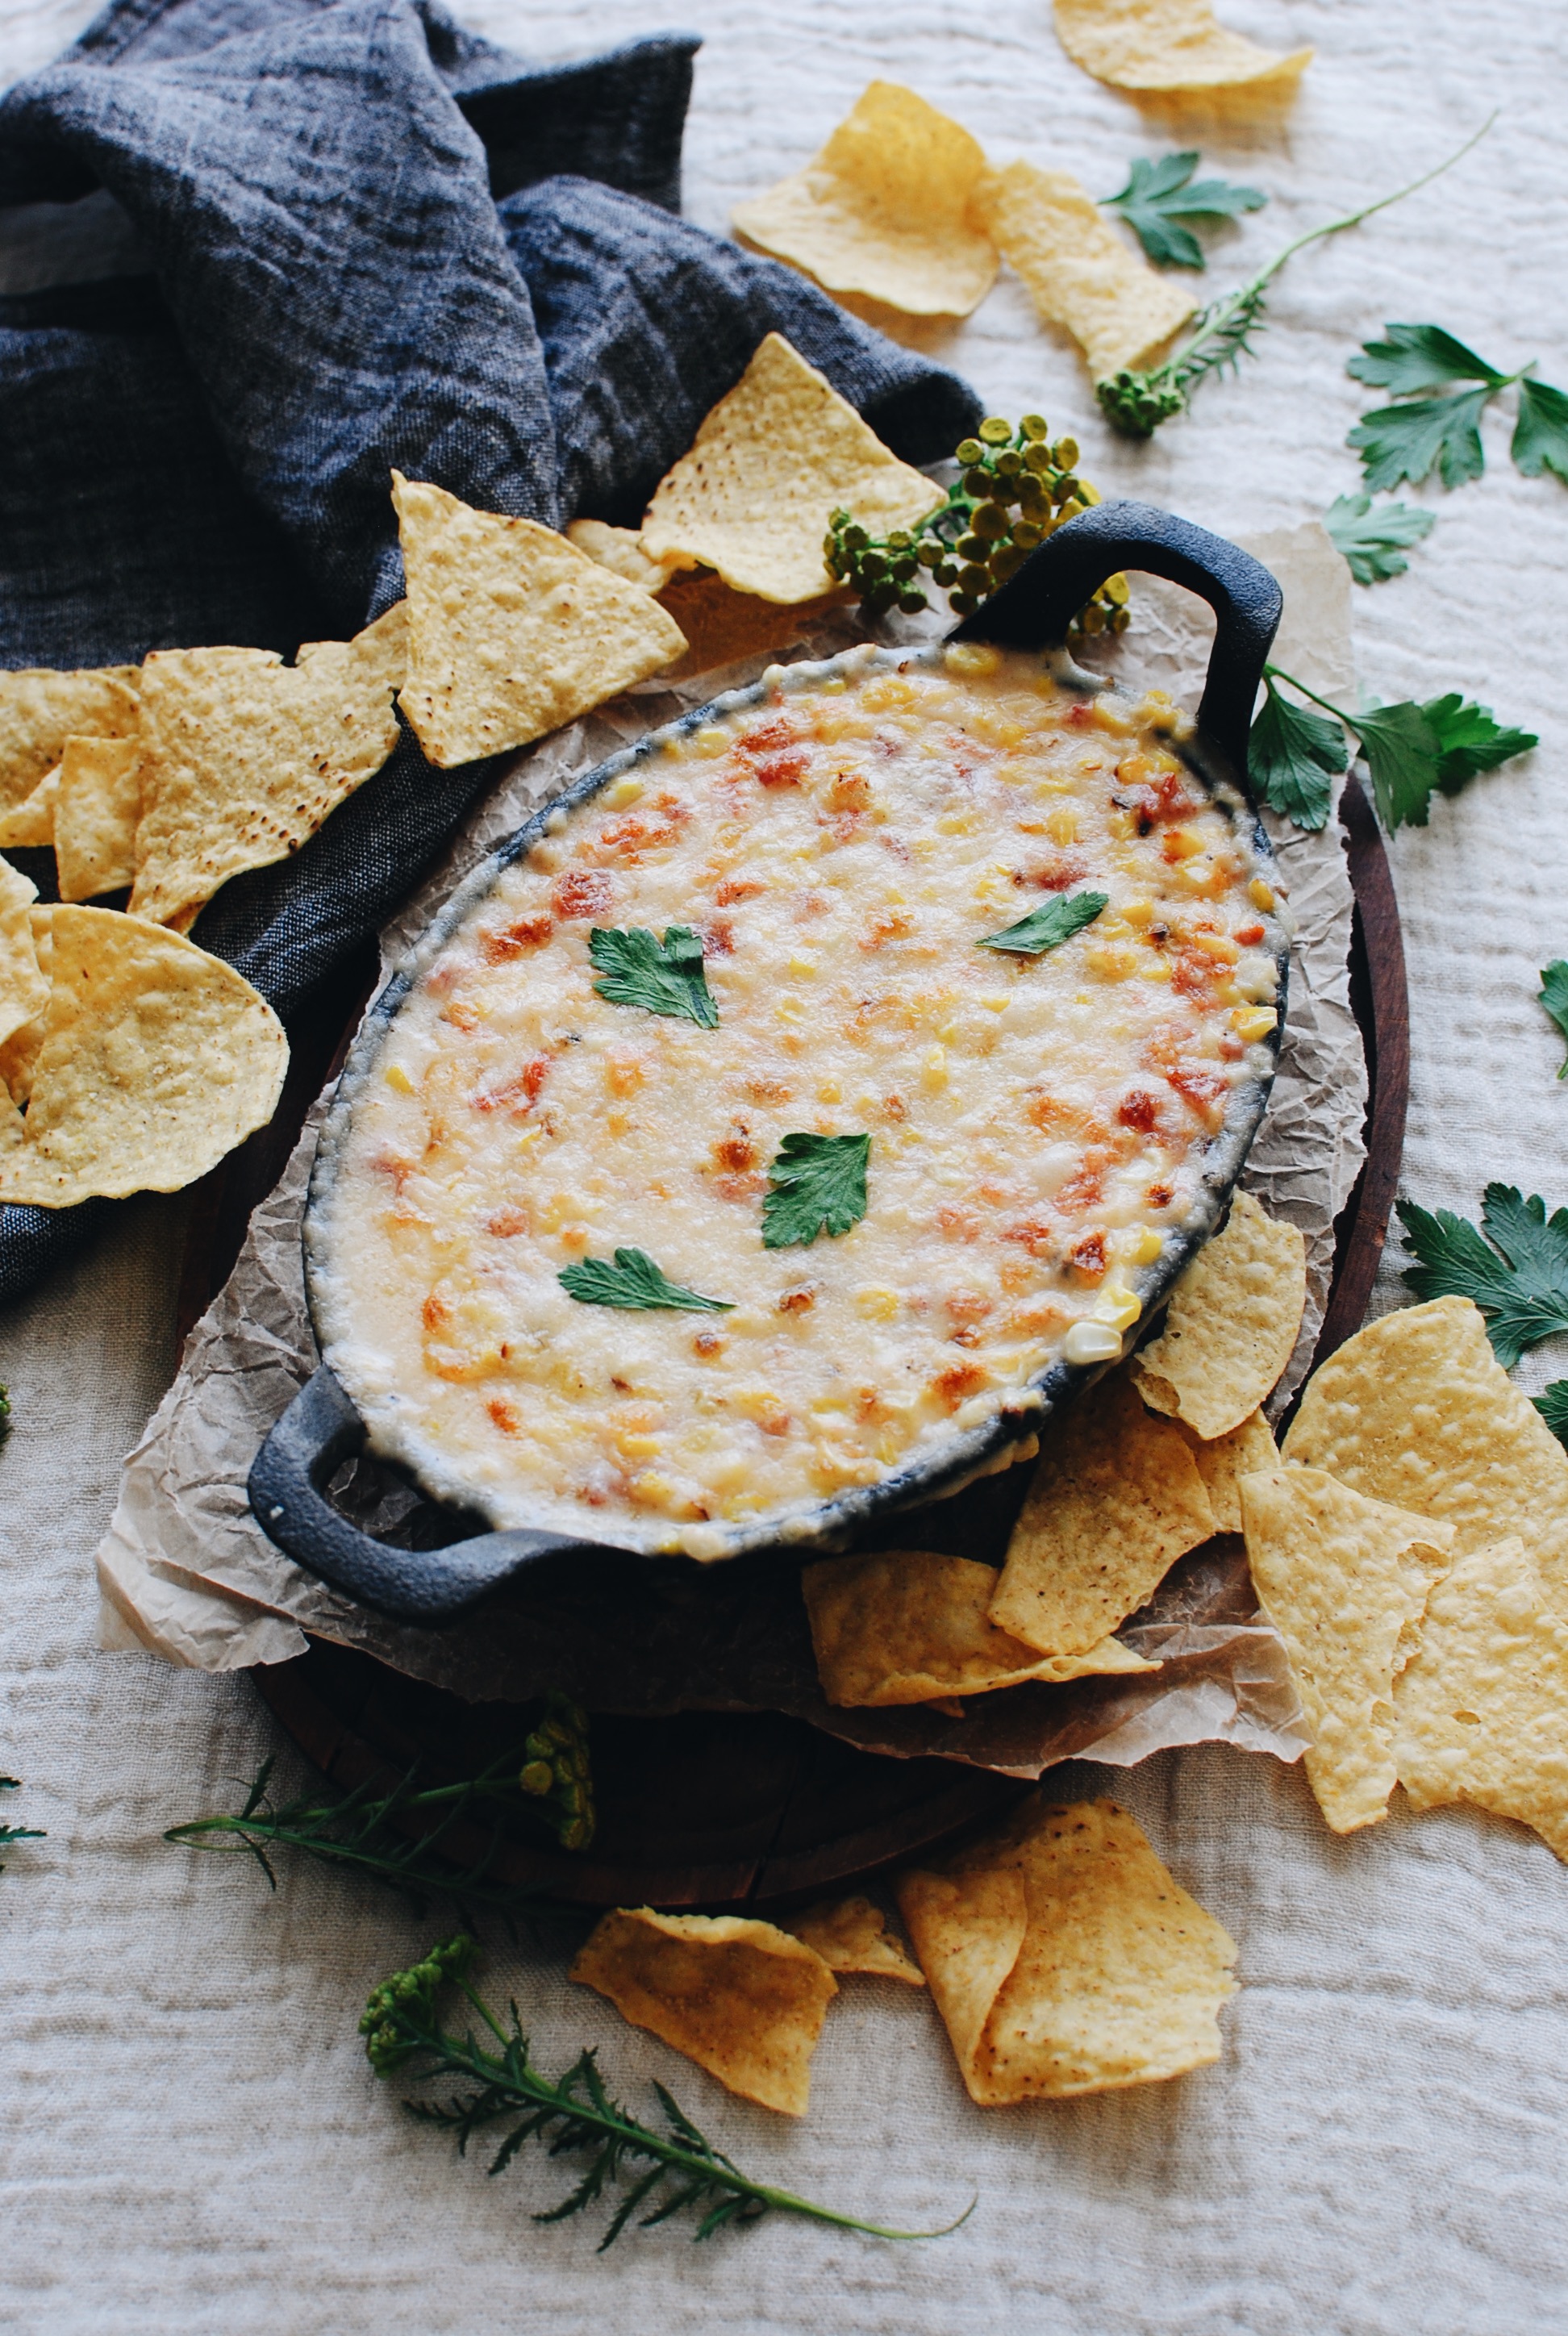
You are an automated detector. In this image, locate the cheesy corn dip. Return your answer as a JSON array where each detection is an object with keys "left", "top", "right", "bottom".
[{"left": 311, "top": 644, "right": 1283, "bottom": 1558}]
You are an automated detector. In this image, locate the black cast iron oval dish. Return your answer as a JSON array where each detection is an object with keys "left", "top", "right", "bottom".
[{"left": 250, "top": 503, "right": 1287, "bottom": 1621}]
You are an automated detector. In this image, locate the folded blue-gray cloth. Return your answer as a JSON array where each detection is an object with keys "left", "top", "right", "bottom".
[{"left": 0, "top": 0, "right": 980, "bottom": 1301}]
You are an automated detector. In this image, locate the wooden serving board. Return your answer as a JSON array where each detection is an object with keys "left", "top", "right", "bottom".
[{"left": 182, "top": 776, "right": 1408, "bottom": 1911}]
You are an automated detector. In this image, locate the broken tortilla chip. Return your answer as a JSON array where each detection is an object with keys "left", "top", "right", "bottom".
[
  {"left": 655, "top": 572, "right": 847, "bottom": 682},
  {"left": 570, "top": 1908, "right": 836, "bottom": 2116},
  {"left": 0, "top": 907, "right": 52, "bottom": 1102},
  {"left": 0, "top": 665, "right": 140, "bottom": 819},
  {"left": 129, "top": 606, "right": 407, "bottom": 932},
  {"left": 640, "top": 333, "right": 944, "bottom": 605},
  {"left": 898, "top": 1796, "right": 1236, "bottom": 2102},
  {"left": 0, "top": 858, "right": 48, "bottom": 1051},
  {"left": 987, "top": 1368, "right": 1216, "bottom": 1654},
  {"left": 0, "top": 764, "right": 60, "bottom": 849},
  {"left": 977, "top": 161, "right": 1196, "bottom": 382},
  {"left": 564, "top": 519, "right": 690, "bottom": 594},
  {"left": 0, "top": 907, "right": 287, "bottom": 1206},
  {"left": 1239, "top": 1465, "right": 1455, "bottom": 1833},
  {"left": 392, "top": 480, "right": 686, "bottom": 769},
  {"left": 55, "top": 734, "right": 143, "bottom": 902},
  {"left": 784, "top": 1896, "right": 925, "bottom": 1984},
  {"left": 1282, "top": 1295, "right": 1568, "bottom": 1587},
  {"left": 1053, "top": 0, "right": 1312, "bottom": 92},
  {"left": 1174, "top": 1407, "right": 1275, "bottom": 1533},
  {"left": 803, "top": 1547, "right": 1153, "bottom": 1706},
  {"left": 732, "top": 81, "right": 997, "bottom": 319},
  {"left": 1395, "top": 1537, "right": 1568, "bottom": 1862},
  {"left": 1132, "top": 1191, "right": 1306, "bottom": 1439}
]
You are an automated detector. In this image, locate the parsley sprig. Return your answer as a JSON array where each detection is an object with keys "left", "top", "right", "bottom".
[
  {"left": 559, "top": 1248, "right": 732, "bottom": 1313},
  {"left": 1100, "top": 152, "right": 1266, "bottom": 270},
  {"left": 1249, "top": 664, "right": 1535, "bottom": 832},
  {"left": 589, "top": 926, "right": 718, "bottom": 1027},
  {"left": 1397, "top": 1186, "right": 1568, "bottom": 1370},
  {"left": 361, "top": 1936, "right": 965, "bottom": 2250},
  {"left": 1323, "top": 493, "right": 1435, "bottom": 586},
  {"left": 0, "top": 1777, "right": 43, "bottom": 1871},
  {"left": 978, "top": 889, "right": 1108, "bottom": 955},
  {"left": 1347, "top": 324, "right": 1568, "bottom": 492},
  {"left": 1098, "top": 120, "right": 1494, "bottom": 438},
  {"left": 762, "top": 1133, "right": 870, "bottom": 1249},
  {"left": 1539, "top": 963, "right": 1568, "bottom": 1079}
]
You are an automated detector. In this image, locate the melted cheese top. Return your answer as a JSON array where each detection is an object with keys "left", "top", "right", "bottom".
[{"left": 312, "top": 645, "right": 1281, "bottom": 1557}]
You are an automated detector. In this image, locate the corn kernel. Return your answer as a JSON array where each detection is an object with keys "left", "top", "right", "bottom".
[
  {"left": 776, "top": 993, "right": 805, "bottom": 1023},
  {"left": 943, "top": 642, "right": 1001, "bottom": 678},
  {"left": 1121, "top": 1226, "right": 1165, "bottom": 1266},
  {"left": 1145, "top": 958, "right": 1172, "bottom": 982},
  {"left": 817, "top": 1078, "right": 841, "bottom": 1103},
  {"left": 921, "top": 1044, "right": 948, "bottom": 1092},
  {"left": 1086, "top": 944, "right": 1138, "bottom": 981},
  {"left": 1045, "top": 804, "right": 1079, "bottom": 845},
  {"left": 604, "top": 773, "right": 644, "bottom": 807},
  {"left": 1249, "top": 877, "right": 1276, "bottom": 911},
  {"left": 384, "top": 1062, "right": 416, "bottom": 1095},
  {"left": 1121, "top": 897, "right": 1155, "bottom": 927},
  {"left": 1232, "top": 1004, "right": 1278, "bottom": 1042},
  {"left": 1163, "top": 827, "right": 1206, "bottom": 861},
  {"left": 693, "top": 726, "right": 728, "bottom": 757},
  {"left": 980, "top": 993, "right": 1011, "bottom": 1012},
  {"left": 616, "top": 1433, "right": 663, "bottom": 1460},
  {"left": 1191, "top": 930, "right": 1241, "bottom": 962},
  {"left": 626, "top": 1472, "right": 678, "bottom": 1510},
  {"left": 854, "top": 1284, "right": 900, "bottom": 1320},
  {"left": 1091, "top": 697, "right": 1136, "bottom": 736},
  {"left": 788, "top": 954, "right": 818, "bottom": 979},
  {"left": 936, "top": 807, "right": 979, "bottom": 835},
  {"left": 1091, "top": 1285, "right": 1142, "bottom": 1331}
]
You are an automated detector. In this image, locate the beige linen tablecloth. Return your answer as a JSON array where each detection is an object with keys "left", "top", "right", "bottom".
[{"left": 3, "top": 2, "right": 1566, "bottom": 2329}]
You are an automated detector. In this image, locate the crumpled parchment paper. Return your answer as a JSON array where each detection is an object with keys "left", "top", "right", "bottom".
[{"left": 96, "top": 524, "right": 1365, "bottom": 1777}]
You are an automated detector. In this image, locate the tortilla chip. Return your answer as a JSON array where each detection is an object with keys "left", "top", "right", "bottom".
[
  {"left": 640, "top": 333, "right": 945, "bottom": 605},
  {"left": 659, "top": 573, "right": 849, "bottom": 681},
  {"left": 570, "top": 1908, "right": 836, "bottom": 2116},
  {"left": 0, "top": 858, "right": 47, "bottom": 1052},
  {"left": 129, "top": 607, "right": 406, "bottom": 931},
  {"left": 1132, "top": 1191, "right": 1306, "bottom": 1439},
  {"left": 976, "top": 161, "right": 1196, "bottom": 382},
  {"left": 0, "top": 764, "right": 60, "bottom": 849},
  {"left": 898, "top": 1796, "right": 1236, "bottom": 2102},
  {"left": 0, "top": 665, "right": 140, "bottom": 818},
  {"left": 732, "top": 81, "right": 997, "bottom": 319},
  {"left": 1282, "top": 1296, "right": 1568, "bottom": 1588},
  {"left": 1395, "top": 1537, "right": 1568, "bottom": 1862},
  {"left": 1175, "top": 1407, "right": 1275, "bottom": 1533},
  {"left": 54, "top": 734, "right": 144, "bottom": 902},
  {"left": 392, "top": 479, "right": 686, "bottom": 770},
  {"left": 1053, "top": 0, "right": 1312, "bottom": 92},
  {"left": 0, "top": 907, "right": 288, "bottom": 1206},
  {"left": 803, "top": 1547, "right": 1153, "bottom": 1706},
  {"left": 784, "top": 1896, "right": 925, "bottom": 1984},
  {"left": 1239, "top": 1465, "right": 1455, "bottom": 1833},
  {"left": 0, "top": 907, "right": 52, "bottom": 1103},
  {"left": 564, "top": 519, "right": 689, "bottom": 594},
  {"left": 987, "top": 1368, "right": 1216, "bottom": 1653}
]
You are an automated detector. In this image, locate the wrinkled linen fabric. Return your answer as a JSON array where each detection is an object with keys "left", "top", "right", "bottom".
[{"left": 0, "top": 0, "right": 980, "bottom": 1304}]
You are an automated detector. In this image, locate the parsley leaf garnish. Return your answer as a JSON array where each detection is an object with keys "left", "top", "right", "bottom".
[
  {"left": 761, "top": 1133, "right": 869, "bottom": 1250},
  {"left": 558, "top": 1247, "right": 733, "bottom": 1312},
  {"left": 1512, "top": 378, "right": 1568, "bottom": 484},
  {"left": 1323, "top": 493, "right": 1435, "bottom": 585},
  {"left": 1253, "top": 667, "right": 1535, "bottom": 832},
  {"left": 1538, "top": 962, "right": 1568, "bottom": 1079},
  {"left": 1248, "top": 673, "right": 1346, "bottom": 830},
  {"left": 1398, "top": 1185, "right": 1568, "bottom": 1368},
  {"left": 1100, "top": 152, "right": 1266, "bottom": 270},
  {"left": 1533, "top": 1380, "right": 1568, "bottom": 1448},
  {"left": 588, "top": 925, "right": 718, "bottom": 1027},
  {"left": 977, "top": 890, "right": 1109, "bottom": 955},
  {"left": 1345, "top": 322, "right": 1568, "bottom": 494}
]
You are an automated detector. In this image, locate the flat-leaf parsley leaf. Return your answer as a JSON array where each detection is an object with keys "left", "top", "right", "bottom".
[
  {"left": 1512, "top": 378, "right": 1568, "bottom": 484},
  {"left": 1533, "top": 1380, "right": 1568, "bottom": 1448},
  {"left": 1247, "top": 674, "right": 1347, "bottom": 830},
  {"left": 1323, "top": 493, "right": 1435, "bottom": 585},
  {"left": 589, "top": 926, "right": 718, "bottom": 1027},
  {"left": 978, "top": 890, "right": 1108, "bottom": 955},
  {"left": 1398, "top": 1184, "right": 1568, "bottom": 1368},
  {"left": 559, "top": 1249, "right": 733, "bottom": 1313},
  {"left": 762, "top": 1133, "right": 870, "bottom": 1250},
  {"left": 1346, "top": 321, "right": 1568, "bottom": 494},
  {"left": 1540, "top": 962, "right": 1568, "bottom": 1079},
  {"left": 1100, "top": 151, "right": 1266, "bottom": 270}
]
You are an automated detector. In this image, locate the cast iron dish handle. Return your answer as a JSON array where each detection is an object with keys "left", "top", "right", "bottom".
[
  {"left": 248, "top": 501, "right": 1282, "bottom": 1623},
  {"left": 953, "top": 498, "right": 1282, "bottom": 775},
  {"left": 248, "top": 1365, "right": 598, "bottom": 1623}
]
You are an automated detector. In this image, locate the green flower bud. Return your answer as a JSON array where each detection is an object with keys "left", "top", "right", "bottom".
[
  {"left": 1019, "top": 413, "right": 1049, "bottom": 442},
  {"left": 995, "top": 449, "right": 1024, "bottom": 477},
  {"left": 970, "top": 503, "right": 1008, "bottom": 542},
  {"left": 1022, "top": 441, "right": 1055, "bottom": 476},
  {"left": 978, "top": 416, "right": 1012, "bottom": 445},
  {"left": 990, "top": 542, "right": 1028, "bottom": 583},
  {"left": 961, "top": 466, "right": 991, "bottom": 499},
  {"left": 859, "top": 550, "right": 888, "bottom": 582},
  {"left": 841, "top": 522, "right": 870, "bottom": 552},
  {"left": 957, "top": 562, "right": 991, "bottom": 594},
  {"left": 886, "top": 530, "right": 912, "bottom": 551},
  {"left": 898, "top": 589, "right": 929, "bottom": 615},
  {"left": 915, "top": 540, "right": 943, "bottom": 569},
  {"left": 890, "top": 553, "right": 920, "bottom": 582},
  {"left": 932, "top": 560, "right": 959, "bottom": 587},
  {"left": 948, "top": 590, "right": 979, "bottom": 616},
  {"left": 1051, "top": 436, "right": 1079, "bottom": 470},
  {"left": 954, "top": 438, "right": 985, "bottom": 466},
  {"left": 956, "top": 532, "right": 987, "bottom": 562},
  {"left": 1011, "top": 519, "right": 1044, "bottom": 550},
  {"left": 1110, "top": 603, "right": 1131, "bottom": 634},
  {"left": 519, "top": 1759, "right": 553, "bottom": 1797},
  {"left": 1079, "top": 600, "right": 1106, "bottom": 636}
]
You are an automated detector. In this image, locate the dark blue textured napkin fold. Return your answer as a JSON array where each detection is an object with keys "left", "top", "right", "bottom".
[{"left": 0, "top": 0, "right": 981, "bottom": 1304}]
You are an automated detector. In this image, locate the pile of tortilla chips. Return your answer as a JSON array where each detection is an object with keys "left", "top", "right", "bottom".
[
  {"left": 800, "top": 1193, "right": 1307, "bottom": 1721},
  {"left": 572, "top": 1802, "right": 1236, "bottom": 2113},
  {"left": 1232, "top": 1294, "right": 1568, "bottom": 1858}
]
